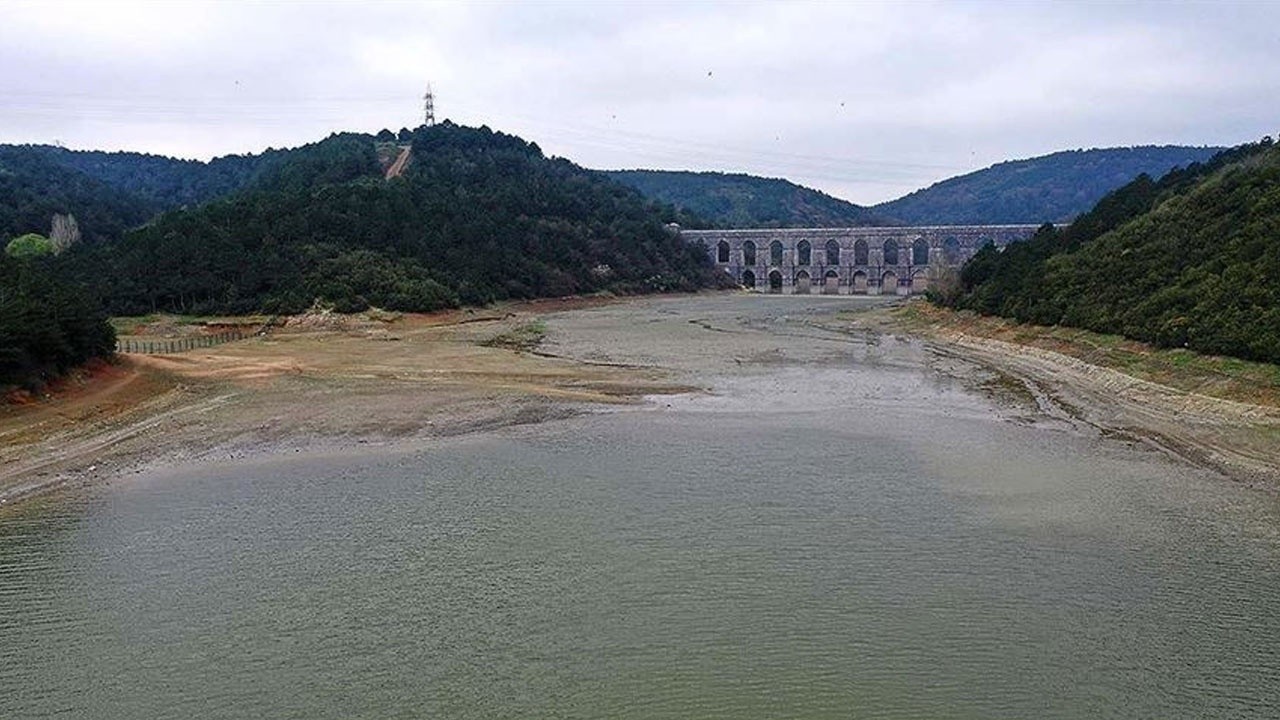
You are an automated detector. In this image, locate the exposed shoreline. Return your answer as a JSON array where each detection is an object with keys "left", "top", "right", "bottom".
[
  {"left": 878, "top": 303, "right": 1280, "bottom": 491},
  {"left": 4, "top": 294, "right": 1279, "bottom": 511}
]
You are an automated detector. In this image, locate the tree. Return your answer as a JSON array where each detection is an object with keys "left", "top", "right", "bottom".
[{"left": 5, "top": 233, "right": 54, "bottom": 258}]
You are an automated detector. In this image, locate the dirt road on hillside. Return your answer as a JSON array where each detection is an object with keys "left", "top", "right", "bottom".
[{"left": 384, "top": 146, "right": 411, "bottom": 179}]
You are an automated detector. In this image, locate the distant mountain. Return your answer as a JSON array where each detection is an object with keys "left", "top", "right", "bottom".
[
  {"left": 940, "top": 139, "right": 1280, "bottom": 364},
  {"left": 605, "top": 169, "right": 888, "bottom": 228},
  {"left": 58, "top": 123, "right": 730, "bottom": 316},
  {"left": 874, "top": 146, "right": 1225, "bottom": 225}
]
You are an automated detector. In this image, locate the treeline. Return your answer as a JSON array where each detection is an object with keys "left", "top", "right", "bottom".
[
  {"left": 874, "top": 145, "right": 1224, "bottom": 225},
  {"left": 937, "top": 138, "right": 1280, "bottom": 364},
  {"left": 0, "top": 251, "right": 115, "bottom": 391},
  {"left": 35, "top": 145, "right": 276, "bottom": 211},
  {"left": 61, "top": 123, "right": 731, "bottom": 316},
  {"left": 606, "top": 169, "right": 886, "bottom": 228},
  {"left": 0, "top": 146, "right": 155, "bottom": 244}
]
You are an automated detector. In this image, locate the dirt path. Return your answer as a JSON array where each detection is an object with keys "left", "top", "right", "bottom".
[{"left": 384, "top": 145, "right": 411, "bottom": 179}]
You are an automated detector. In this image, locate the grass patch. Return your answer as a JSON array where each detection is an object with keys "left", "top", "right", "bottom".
[
  {"left": 482, "top": 321, "right": 547, "bottom": 352},
  {"left": 111, "top": 314, "right": 270, "bottom": 337}
]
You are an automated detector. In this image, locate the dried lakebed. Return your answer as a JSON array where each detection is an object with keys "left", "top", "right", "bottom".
[{"left": 3, "top": 294, "right": 1279, "bottom": 718}]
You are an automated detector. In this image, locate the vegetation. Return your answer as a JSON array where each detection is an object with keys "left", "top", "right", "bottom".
[
  {"left": 35, "top": 146, "right": 275, "bottom": 210},
  {"left": 874, "top": 146, "right": 1224, "bottom": 225},
  {"left": 5, "top": 233, "right": 54, "bottom": 259},
  {"left": 59, "top": 123, "right": 732, "bottom": 316},
  {"left": 0, "top": 252, "right": 115, "bottom": 391},
  {"left": 483, "top": 320, "right": 548, "bottom": 352},
  {"left": 936, "top": 139, "right": 1280, "bottom": 365},
  {"left": 605, "top": 169, "right": 887, "bottom": 228},
  {"left": 0, "top": 143, "right": 284, "bottom": 251},
  {"left": 0, "top": 145, "right": 155, "bottom": 244}
]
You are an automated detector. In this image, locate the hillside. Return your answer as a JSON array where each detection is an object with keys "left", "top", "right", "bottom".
[
  {"left": 939, "top": 138, "right": 1280, "bottom": 364},
  {"left": 0, "top": 146, "right": 156, "bottom": 244},
  {"left": 60, "top": 123, "right": 730, "bottom": 316},
  {"left": 875, "top": 146, "right": 1224, "bottom": 225},
  {"left": 605, "top": 169, "right": 886, "bottom": 228},
  {"left": 0, "top": 143, "right": 283, "bottom": 248},
  {"left": 33, "top": 146, "right": 275, "bottom": 211}
]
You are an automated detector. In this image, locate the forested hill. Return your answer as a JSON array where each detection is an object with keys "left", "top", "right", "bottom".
[
  {"left": 61, "top": 122, "right": 731, "bottom": 316},
  {"left": 938, "top": 138, "right": 1280, "bottom": 364},
  {"left": 605, "top": 170, "right": 887, "bottom": 228},
  {"left": 0, "top": 143, "right": 280, "bottom": 246},
  {"left": 0, "top": 146, "right": 156, "bottom": 244},
  {"left": 875, "top": 146, "right": 1224, "bottom": 225},
  {"left": 35, "top": 145, "right": 276, "bottom": 210}
]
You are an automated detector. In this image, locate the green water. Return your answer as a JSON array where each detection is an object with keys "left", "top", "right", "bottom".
[{"left": 2, "top": 297, "right": 1278, "bottom": 718}]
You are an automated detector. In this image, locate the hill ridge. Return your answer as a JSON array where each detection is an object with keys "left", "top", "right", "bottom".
[{"left": 874, "top": 145, "right": 1225, "bottom": 225}]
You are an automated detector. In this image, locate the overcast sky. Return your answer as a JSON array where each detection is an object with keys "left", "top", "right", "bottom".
[{"left": 2, "top": 0, "right": 1277, "bottom": 204}]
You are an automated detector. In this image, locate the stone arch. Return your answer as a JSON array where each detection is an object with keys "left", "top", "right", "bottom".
[
  {"left": 823, "top": 269, "right": 839, "bottom": 294},
  {"left": 797, "top": 240, "right": 811, "bottom": 266},
  {"left": 825, "top": 239, "right": 840, "bottom": 266},
  {"left": 912, "top": 238, "right": 929, "bottom": 265},
  {"left": 883, "top": 239, "right": 899, "bottom": 266},
  {"left": 742, "top": 240, "right": 757, "bottom": 266},
  {"left": 770, "top": 240, "right": 784, "bottom": 266},
  {"left": 742, "top": 269, "right": 756, "bottom": 288},
  {"left": 911, "top": 269, "right": 929, "bottom": 294},
  {"left": 768, "top": 269, "right": 783, "bottom": 293},
  {"left": 794, "top": 270, "right": 811, "bottom": 294},
  {"left": 943, "top": 236, "right": 961, "bottom": 263},
  {"left": 716, "top": 240, "right": 730, "bottom": 263},
  {"left": 881, "top": 270, "right": 899, "bottom": 295},
  {"left": 852, "top": 270, "right": 868, "bottom": 294},
  {"left": 854, "top": 239, "right": 869, "bottom": 265}
]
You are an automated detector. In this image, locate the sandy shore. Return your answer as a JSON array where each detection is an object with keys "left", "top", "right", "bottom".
[{"left": 3, "top": 293, "right": 1279, "bottom": 508}]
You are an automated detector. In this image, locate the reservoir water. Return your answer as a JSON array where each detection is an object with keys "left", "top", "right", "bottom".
[{"left": 3, "top": 296, "right": 1279, "bottom": 718}]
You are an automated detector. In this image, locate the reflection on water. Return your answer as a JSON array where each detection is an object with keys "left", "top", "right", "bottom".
[{"left": 3, "top": 297, "right": 1279, "bottom": 719}]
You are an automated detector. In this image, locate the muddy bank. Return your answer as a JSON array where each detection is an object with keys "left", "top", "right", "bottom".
[
  {"left": 4, "top": 293, "right": 1279, "bottom": 509},
  {"left": 872, "top": 304, "right": 1280, "bottom": 491},
  {"left": 0, "top": 297, "right": 694, "bottom": 509}
]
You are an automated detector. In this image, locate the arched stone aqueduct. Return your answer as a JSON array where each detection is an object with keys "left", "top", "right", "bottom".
[{"left": 681, "top": 225, "right": 1042, "bottom": 295}]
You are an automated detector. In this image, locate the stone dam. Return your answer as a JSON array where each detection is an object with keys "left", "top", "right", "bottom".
[{"left": 682, "top": 225, "right": 1041, "bottom": 295}]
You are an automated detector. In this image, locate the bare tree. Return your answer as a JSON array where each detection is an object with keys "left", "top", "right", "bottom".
[{"left": 50, "top": 213, "right": 81, "bottom": 254}]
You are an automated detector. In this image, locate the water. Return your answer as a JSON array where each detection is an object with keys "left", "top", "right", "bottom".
[{"left": 3, "top": 296, "right": 1279, "bottom": 718}]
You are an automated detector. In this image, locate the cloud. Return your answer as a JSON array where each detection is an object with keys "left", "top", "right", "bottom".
[{"left": 1, "top": 0, "right": 1276, "bottom": 203}]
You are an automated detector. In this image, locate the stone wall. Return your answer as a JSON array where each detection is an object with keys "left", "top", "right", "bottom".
[{"left": 682, "top": 225, "right": 1041, "bottom": 295}]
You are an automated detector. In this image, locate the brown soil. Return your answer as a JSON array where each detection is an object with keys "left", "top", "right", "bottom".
[
  {"left": 0, "top": 296, "right": 684, "bottom": 507},
  {"left": 384, "top": 145, "right": 411, "bottom": 179},
  {"left": 7, "top": 293, "right": 1279, "bottom": 509}
]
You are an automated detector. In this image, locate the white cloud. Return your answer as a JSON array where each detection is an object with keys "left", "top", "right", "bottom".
[{"left": 1, "top": 0, "right": 1276, "bottom": 203}]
